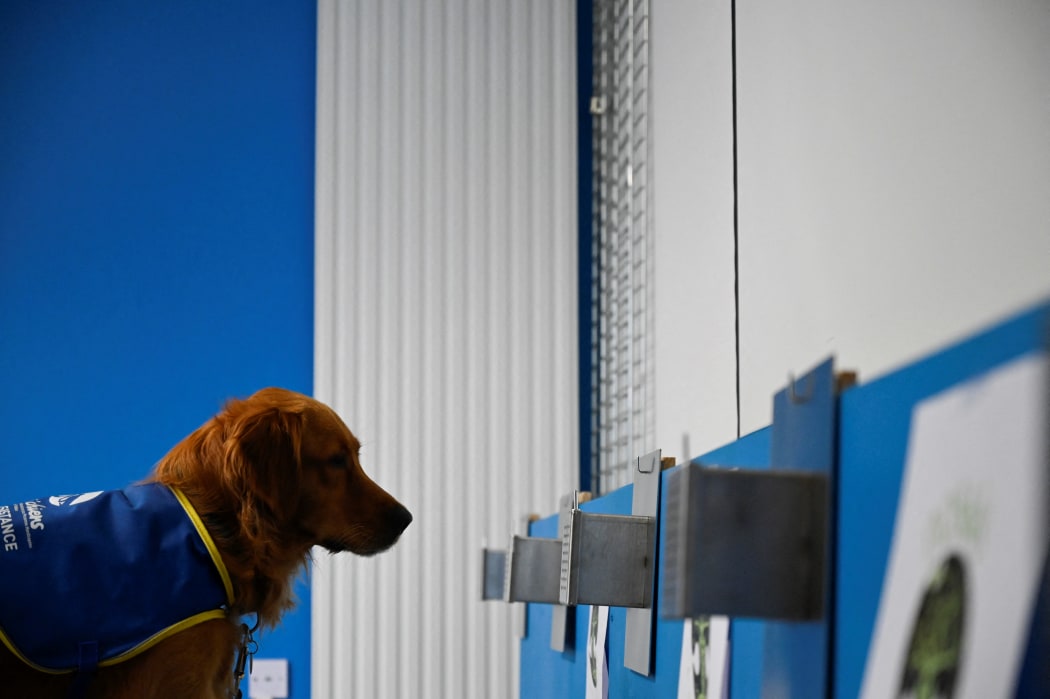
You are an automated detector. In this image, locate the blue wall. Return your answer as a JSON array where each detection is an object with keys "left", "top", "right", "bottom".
[{"left": 0, "top": 2, "right": 316, "bottom": 696}]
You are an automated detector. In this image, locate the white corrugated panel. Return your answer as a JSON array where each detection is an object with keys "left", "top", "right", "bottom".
[{"left": 313, "top": 1, "right": 578, "bottom": 697}]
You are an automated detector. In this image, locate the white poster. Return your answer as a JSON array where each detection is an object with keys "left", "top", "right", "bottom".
[
  {"left": 585, "top": 605, "right": 609, "bottom": 699},
  {"left": 860, "top": 351, "right": 1049, "bottom": 699},
  {"left": 677, "top": 616, "right": 729, "bottom": 699}
]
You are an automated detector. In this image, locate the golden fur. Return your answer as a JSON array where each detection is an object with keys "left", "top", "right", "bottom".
[{"left": 0, "top": 387, "right": 411, "bottom": 698}]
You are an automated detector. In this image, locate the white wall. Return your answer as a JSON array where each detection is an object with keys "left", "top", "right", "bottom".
[
  {"left": 652, "top": 0, "right": 738, "bottom": 463},
  {"left": 313, "top": 1, "right": 578, "bottom": 697},
  {"left": 653, "top": 0, "right": 1050, "bottom": 449}
]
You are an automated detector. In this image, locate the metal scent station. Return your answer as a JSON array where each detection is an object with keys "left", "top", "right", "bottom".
[
  {"left": 661, "top": 464, "right": 828, "bottom": 620},
  {"left": 504, "top": 523, "right": 563, "bottom": 606},
  {"left": 480, "top": 450, "right": 669, "bottom": 676},
  {"left": 480, "top": 545, "right": 507, "bottom": 602},
  {"left": 483, "top": 496, "right": 590, "bottom": 650},
  {"left": 480, "top": 515, "right": 564, "bottom": 607},
  {"left": 559, "top": 450, "right": 665, "bottom": 676},
  {"left": 659, "top": 358, "right": 849, "bottom": 697}
]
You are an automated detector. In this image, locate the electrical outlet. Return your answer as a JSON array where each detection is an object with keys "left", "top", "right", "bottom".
[{"left": 249, "top": 658, "right": 289, "bottom": 699}]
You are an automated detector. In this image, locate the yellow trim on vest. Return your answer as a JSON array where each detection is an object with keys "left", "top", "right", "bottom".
[
  {"left": 0, "top": 627, "right": 65, "bottom": 674},
  {"left": 169, "top": 485, "right": 236, "bottom": 606},
  {"left": 0, "top": 610, "right": 229, "bottom": 674},
  {"left": 99, "top": 609, "right": 229, "bottom": 667}
]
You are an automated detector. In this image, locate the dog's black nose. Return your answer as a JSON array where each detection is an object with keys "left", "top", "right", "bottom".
[{"left": 390, "top": 504, "right": 413, "bottom": 533}]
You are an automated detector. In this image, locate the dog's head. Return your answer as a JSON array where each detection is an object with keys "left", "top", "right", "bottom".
[
  {"left": 231, "top": 387, "right": 412, "bottom": 556},
  {"left": 160, "top": 387, "right": 412, "bottom": 558}
]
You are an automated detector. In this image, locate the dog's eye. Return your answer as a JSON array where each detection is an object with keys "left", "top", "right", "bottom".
[{"left": 327, "top": 454, "right": 349, "bottom": 468}]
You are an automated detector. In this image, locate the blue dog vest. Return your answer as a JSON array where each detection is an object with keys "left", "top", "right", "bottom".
[{"left": 0, "top": 483, "right": 234, "bottom": 673}]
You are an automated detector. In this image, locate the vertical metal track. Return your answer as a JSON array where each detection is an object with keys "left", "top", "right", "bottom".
[{"left": 591, "top": 0, "right": 654, "bottom": 494}]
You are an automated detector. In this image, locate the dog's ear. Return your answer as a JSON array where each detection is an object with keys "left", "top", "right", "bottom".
[{"left": 223, "top": 404, "right": 303, "bottom": 523}]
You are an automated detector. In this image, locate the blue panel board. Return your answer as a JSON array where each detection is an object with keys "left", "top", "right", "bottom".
[
  {"left": 835, "top": 301, "right": 1050, "bottom": 699},
  {"left": 691, "top": 427, "right": 772, "bottom": 471},
  {"left": 764, "top": 358, "right": 836, "bottom": 697},
  {"left": 695, "top": 428, "right": 773, "bottom": 699},
  {"left": 522, "top": 512, "right": 583, "bottom": 697}
]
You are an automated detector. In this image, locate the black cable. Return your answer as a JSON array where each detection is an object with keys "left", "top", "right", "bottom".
[{"left": 731, "top": 0, "right": 741, "bottom": 439}]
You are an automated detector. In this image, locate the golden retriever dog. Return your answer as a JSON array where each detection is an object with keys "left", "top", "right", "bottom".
[{"left": 0, "top": 387, "right": 411, "bottom": 698}]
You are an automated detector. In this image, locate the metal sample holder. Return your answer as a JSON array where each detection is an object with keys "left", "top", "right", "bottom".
[
  {"left": 482, "top": 497, "right": 590, "bottom": 650},
  {"left": 504, "top": 534, "right": 562, "bottom": 604},
  {"left": 558, "top": 450, "right": 665, "bottom": 676},
  {"left": 660, "top": 358, "right": 848, "bottom": 696},
  {"left": 480, "top": 546, "right": 507, "bottom": 601},
  {"left": 559, "top": 504, "right": 656, "bottom": 608},
  {"left": 661, "top": 463, "right": 828, "bottom": 620}
]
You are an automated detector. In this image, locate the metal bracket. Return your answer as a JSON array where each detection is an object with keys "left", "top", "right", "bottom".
[
  {"left": 661, "top": 463, "right": 828, "bottom": 620},
  {"left": 625, "top": 450, "right": 663, "bottom": 676},
  {"left": 480, "top": 546, "right": 507, "bottom": 601},
  {"left": 559, "top": 509, "right": 654, "bottom": 607},
  {"left": 505, "top": 535, "right": 562, "bottom": 604},
  {"left": 550, "top": 492, "right": 578, "bottom": 652},
  {"left": 558, "top": 450, "right": 663, "bottom": 675}
]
